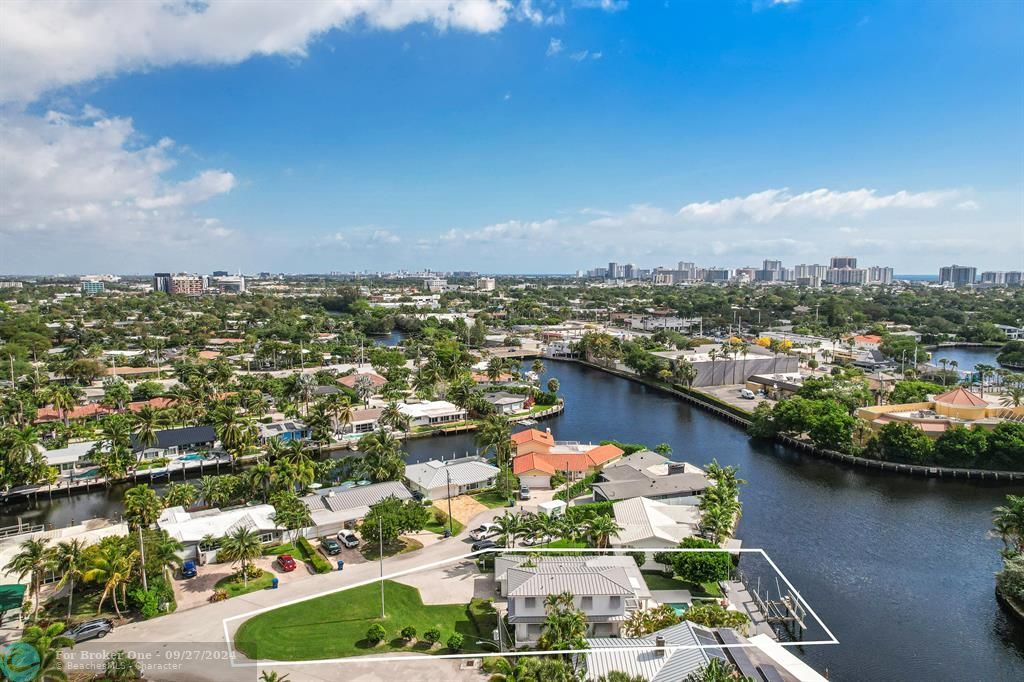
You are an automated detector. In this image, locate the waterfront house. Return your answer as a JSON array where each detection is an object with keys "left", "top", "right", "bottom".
[
  {"left": 130, "top": 425, "right": 217, "bottom": 459},
  {"left": 611, "top": 496, "right": 700, "bottom": 550},
  {"left": 38, "top": 441, "right": 98, "bottom": 477},
  {"left": 347, "top": 407, "right": 384, "bottom": 435},
  {"left": 511, "top": 428, "right": 624, "bottom": 489},
  {"left": 338, "top": 371, "right": 387, "bottom": 391},
  {"left": 582, "top": 621, "right": 822, "bottom": 682},
  {"left": 592, "top": 452, "right": 709, "bottom": 503},
  {"left": 398, "top": 400, "right": 467, "bottom": 428},
  {"left": 481, "top": 391, "right": 528, "bottom": 415},
  {"left": 157, "top": 504, "right": 282, "bottom": 563},
  {"left": 404, "top": 456, "right": 499, "bottom": 500},
  {"left": 494, "top": 555, "right": 651, "bottom": 645},
  {"left": 258, "top": 419, "right": 311, "bottom": 444},
  {"left": 299, "top": 481, "right": 413, "bottom": 536},
  {"left": 856, "top": 386, "right": 1024, "bottom": 437}
]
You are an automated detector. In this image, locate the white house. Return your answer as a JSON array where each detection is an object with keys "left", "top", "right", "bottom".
[
  {"left": 404, "top": 457, "right": 499, "bottom": 500},
  {"left": 495, "top": 555, "right": 651, "bottom": 645},
  {"left": 398, "top": 400, "right": 467, "bottom": 428},
  {"left": 481, "top": 391, "right": 528, "bottom": 415},
  {"left": 157, "top": 504, "right": 282, "bottom": 563},
  {"left": 300, "top": 481, "right": 413, "bottom": 536},
  {"left": 39, "top": 441, "right": 98, "bottom": 477}
]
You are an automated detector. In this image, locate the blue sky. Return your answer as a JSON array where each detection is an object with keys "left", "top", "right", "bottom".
[{"left": 1, "top": 0, "right": 1021, "bottom": 274}]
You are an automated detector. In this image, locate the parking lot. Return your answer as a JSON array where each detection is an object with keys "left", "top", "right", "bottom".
[{"left": 699, "top": 383, "right": 772, "bottom": 413}]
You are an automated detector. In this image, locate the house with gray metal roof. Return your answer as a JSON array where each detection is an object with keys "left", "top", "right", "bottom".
[
  {"left": 300, "top": 480, "right": 413, "bottom": 536},
  {"left": 404, "top": 456, "right": 499, "bottom": 500},
  {"left": 593, "top": 453, "right": 708, "bottom": 503},
  {"left": 495, "top": 555, "right": 651, "bottom": 645}
]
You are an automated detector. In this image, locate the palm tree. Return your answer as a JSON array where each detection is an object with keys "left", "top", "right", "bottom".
[
  {"left": 531, "top": 359, "right": 546, "bottom": 383},
  {"left": 84, "top": 543, "right": 138, "bottom": 618},
  {"left": 547, "top": 378, "right": 560, "bottom": 394},
  {"left": 21, "top": 621, "right": 75, "bottom": 680},
  {"left": 356, "top": 429, "right": 405, "bottom": 482},
  {"left": 476, "top": 414, "right": 513, "bottom": 495},
  {"left": 51, "top": 385, "right": 77, "bottom": 427},
  {"left": 684, "top": 658, "right": 753, "bottom": 682},
  {"left": 145, "top": 530, "right": 184, "bottom": 580},
  {"left": 163, "top": 481, "right": 198, "bottom": 509},
  {"left": 218, "top": 527, "right": 263, "bottom": 587},
  {"left": 353, "top": 374, "right": 375, "bottom": 407},
  {"left": 380, "top": 401, "right": 406, "bottom": 432},
  {"left": 130, "top": 405, "right": 163, "bottom": 457},
  {"left": 259, "top": 671, "right": 291, "bottom": 682},
  {"left": 3, "top": 538, "right": 51, "bottom": 620},
  {"left": 52, "top": 538, "right": 89, "bottom": 620},
  {"left": 123, "top": 484, "right": 163, "bottom": 530},
  {"left": 210, "top": 404, "right": 255, "bottom": 468},
  {"left": 1001, "top": 387, "right": 1024, "bottom": 408},
  {"left": 494, "top": 512, "right": 525, "bottom": 548},
  {"left": 586, "top": 515, "right": 622, "bottom": 549},
  {"left": 324, "top": 393, "right": 354, "bottom": 435},
  {"left": 992, "top": 495, "right": 1024, "bottom": 554}
]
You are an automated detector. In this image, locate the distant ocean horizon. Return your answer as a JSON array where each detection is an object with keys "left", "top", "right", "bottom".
[{"left": 896, "top": 274, "right": 938, "bottom": 282}]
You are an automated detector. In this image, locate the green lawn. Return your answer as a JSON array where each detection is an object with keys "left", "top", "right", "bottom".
[
  {"left": 536, "top": 538, "right": 589, "bottom": 549},
  {"left": 470, "top": 490, "right": 514, "bottom": 508},
  {"left": 215, "top": 572, "right": 275, "bottom": 598},
  {"left": 641, "top": 572, "right": 723, "bottom": 597},
  {"left": 263, "top": 543, "right": 297, "bottom": 556},
  {"left": 234, "top": 580, "right": 496, "bottom": 660},
  {"left": 42, "top": 589, "right": 112, "bottom": 623},
  {"left": 360, "top": 536, "right": 424, "bottom": 561},
  {"left": 424, "top": 516, "right": 465, "bottom": 536}
]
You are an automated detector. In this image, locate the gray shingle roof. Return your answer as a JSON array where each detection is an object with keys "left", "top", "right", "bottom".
[{"left": 302, "top": 480, "right": 412, "bottom": 514}]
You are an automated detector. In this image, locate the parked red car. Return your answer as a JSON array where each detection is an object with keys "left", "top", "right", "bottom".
[{"left": 276, "top": 554, "right": 297, "bottom": 572}]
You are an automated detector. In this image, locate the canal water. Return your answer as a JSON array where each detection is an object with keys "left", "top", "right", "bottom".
[
  {"left": 930, "top": 345, "right": 1002, "bottom": 374},
  {"left": 4, "top": 361, "right": 1023, "bottom": 680}
]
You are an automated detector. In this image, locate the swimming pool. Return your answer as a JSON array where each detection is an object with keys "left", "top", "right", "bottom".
[
  {"left": 178, "top": 453, "right": 204, "bottom": 461},
  {"left": 668, "top": 603, "right": 690, "bottom": 616}
]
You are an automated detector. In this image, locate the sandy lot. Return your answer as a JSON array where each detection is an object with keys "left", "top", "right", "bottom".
[{"left": 436, "top": 495, "right": 487, "bottom": 525}]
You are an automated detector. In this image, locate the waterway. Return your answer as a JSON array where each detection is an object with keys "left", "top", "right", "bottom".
[
  {"left": 930, "top": 345, "right": 1001, "bottom": 374},
  {"left": 4, "top": 361, "right": 1024, "bottom": 680}
]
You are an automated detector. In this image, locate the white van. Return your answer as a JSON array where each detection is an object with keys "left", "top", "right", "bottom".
[{"left": 739, "top": 388, "right": 756, "bottom": 400}]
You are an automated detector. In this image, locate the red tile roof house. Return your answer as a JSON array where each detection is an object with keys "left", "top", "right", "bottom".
[
  {"left": 512, "top": 429, "right": 624, "bottom": 489},
  {"left": 35, "top": 397, "right": 175, "bottom": 423},
  {"left": 337, "top": 372, "right": 387, "bottom": 390}
]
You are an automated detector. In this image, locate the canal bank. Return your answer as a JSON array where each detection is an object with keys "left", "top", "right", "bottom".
[{"left": 3, "top": 362, "right": 1024, "bottom": 680}]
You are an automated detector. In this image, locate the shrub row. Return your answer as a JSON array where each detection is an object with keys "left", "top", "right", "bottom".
[{"left": 296, "top": 535, "right": 333, "bottom": 573}]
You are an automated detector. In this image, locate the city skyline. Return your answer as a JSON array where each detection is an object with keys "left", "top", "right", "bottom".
[{"left": 1, "top": 1, "right": 1022, "bottom": 274}]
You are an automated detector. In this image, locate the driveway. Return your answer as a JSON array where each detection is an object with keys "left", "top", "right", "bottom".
[
  {"left": 392, "top": 559, "right": 495, "bottom": 604},
  {"left": 69, "top": 506, "right": 508, "bottom": 681},
  {"left": 173, "top": 555, "right": 320, "bottom": 611}
]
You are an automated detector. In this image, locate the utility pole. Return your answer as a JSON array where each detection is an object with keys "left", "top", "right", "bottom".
[
  {"left": 138, "top": 524, "right": 148, "bottom": 592},
  {"left": 446, "top": 468, "right": 454, "bottom": 536},
  {"left": 378, "top": 518, "right": 385, "bottom": 619}
]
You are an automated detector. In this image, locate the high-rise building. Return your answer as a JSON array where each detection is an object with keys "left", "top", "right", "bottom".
[
  {"left": 476, "top": 277, "right": 496, "bottom": 291},
  {"left": 830, "top": 256, "right": 858, "bottom": 270},
  {"left": 704, "top": 268, "right": 732, "bottom": 282},
  {"left": 152, "top": 273, "right": 172, "bottom": 293},
  {"left": 213, "top": 275, "right": 246, "bottom": 294},
  {"left": 980, "top": 271, "right": 1005, "bottom": 285},
  {"left": 606, "top": 262, "right": 619, "bottom": 279},
  {"left": 423, "top": 277, "right": 447, "bottom": 292},
  {"left": 170, "top": 274, "right": 206, "bottom": 296},
  {"left": 212, "top": 270, "right": 229, "bottom": 277},
  {"left": 826, "top": 267, "right": 868, "bottom": 285},
  {"left": 80, "top": 280, "right": 104, "bottom": 295},
  {"left": 623, "top": 264, "right": 636, "bottom": 279},
  {"left": 1006, "top": 272, "right": 1023, "bottom": 286},
  {"left": 867, "top": 266, "right": 894, "bottom": 285},
  {"left": 938, "top": 264, "right": 977, "bottom": 286}
]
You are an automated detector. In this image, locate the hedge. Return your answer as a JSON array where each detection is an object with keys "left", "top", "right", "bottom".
[
  {"left": 555, "top": 472, "right": 598, "bottom": 501},
  {"left": 296, "top": 536, "right": 333, "bottom": 573}
]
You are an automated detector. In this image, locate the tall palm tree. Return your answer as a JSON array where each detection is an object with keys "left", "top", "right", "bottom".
[
  {"left": 586, "top": 515, "right": 623, "bottom": 549},
  {"left": 380, "top": 401, "right": 406, "bottom": 432},
  {"left": 163, "top": 481, "right": 198, "bottom": 509},
  {"left": 53, "top": 538, "right": 89, "bottom": 620},
  {"left": 3, "top": 538, "right": 51, "bottom": 620},
  {"left": 145, "top": 530, "right": 184, "bottom": 581},
  {"left": 356, "top": 429, "right": 405, "bottom": 482},
  {"left": 494, "top": 512, "right": 525, "bottom": 548},
  {"left": 476, "top": 414, "right": 513, "bottom": 495},
  {"left": 51, "top": 385, "right": 77, "bottom": 427},
  {"left": 84, "top": 544, "right": 138, "bottom": 618},
  {"left": 992, "top": 495, "right": 1024, "bottom": 554},
  {"left": 1002, "top": 386, "right": 1024, "bottom": 408},
  {"left": 130, "top": 405, "right": 163, "bottom": 458},
  {"left": 123, "top": 484, "right": 163, "bottom": 530},
  {"left": 324, "top": 393, "right": 354, "bottom": 435},
  {"left": 218, "top": 527, "right": 263, "bottom": 587}
]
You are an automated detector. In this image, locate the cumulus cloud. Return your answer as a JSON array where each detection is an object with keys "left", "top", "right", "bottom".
[
  {"left": 569, "top": 50, "right": 590, "bottom": 61},
  {"left": 441, "top": 218, "right": 560, "bottom": 243},
  {"left": 0, "top": 0, "right": 534, "bottom": 103},
  {"left": 546, "top": 38, "right": 564, "bottom": 56},
  {"left": 0, "top": 108, "right": 235, "bottom": 244},
  {"left": 956, "top": 200, "right": 980, "bottom": 210},
  {"left": 676, "top": 187, "right": 958, "bottom": 223},
  {"left": 573, "top": 0, "right": 629, "bottom": 12}
]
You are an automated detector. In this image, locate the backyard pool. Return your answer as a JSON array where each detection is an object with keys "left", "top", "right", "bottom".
[{"left": 669, "top": 603, "right": 690, "bottom": 616}]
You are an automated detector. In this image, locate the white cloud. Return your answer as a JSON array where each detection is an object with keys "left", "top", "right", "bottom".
[
  {"left": 0, "top": 0, "right": 527, "bottom": 103},
  {"left": 0, "top": 108, "right": 235, "bottom": 243},
  {"left": 956, "top": 200, "right": 980, "bottom": 210},
  {"left": 771, "top": 0, "right": 801, "bottom": 5},
  {"left": 591, "top": 51, "right": 603, "bottom": 60},
  {"left": 546, "top": 38, "right": 563, "bottom": 56},
  {"left": 441, "top": 218, "right": 560, "bottom": 242},
  {"left": 573, "top": 0, "right": 629, "bottom": 12},
  {"left": 676, "top": 187, "right": 958, "bottom": 223},
  {"left": 570, "top": 50, "right": 590, "bottom": 61}
]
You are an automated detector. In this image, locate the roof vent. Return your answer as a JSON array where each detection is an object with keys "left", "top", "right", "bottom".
[{"left": 655, "top": 635, "right": 666, "bottom": 657}]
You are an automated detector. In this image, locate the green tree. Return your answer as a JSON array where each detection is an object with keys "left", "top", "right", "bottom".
[
  {"left": 871, "top": 421, "right": 934, "bottom": 464},
  {"left": 682, "top": 602, "right": 750, "bottom": 634},
  {"left": 52, "top": 538, "right": 88, "bottom": 620},
  {"left": 104, "top": 649, "right": 143, "bottom": 681},
  {"left": 3, "top": 537, "right": 51, "bottom": 620},
  {"left": 163, "top": 481, "right": 198, "bottom": 509},
  {"left": 20, "top": 621, "right": 75, "bottom": 680},
  {"left": 933, "top": 426, "right": 987, "bottom": 468},
  {"left": 356, "top": 429, "right": 406, "bottom": 482},
  {"left": 218, "top": 527, "right": 264, "bottom": 587},
  {"left": 123, "top": 484, "right": 163, "bottom": 529},
  {"left": 684, "top": 658, "right": 755, "bottom": 682},
  {"left": 670, "top": 537, "right": 732, "bottom": 585}
]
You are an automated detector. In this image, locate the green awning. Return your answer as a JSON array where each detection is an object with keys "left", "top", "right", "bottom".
[{"left": 0, "top": 583, "right": 27, "bottom": 612}]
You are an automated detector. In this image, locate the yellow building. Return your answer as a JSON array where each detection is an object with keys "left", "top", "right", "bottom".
[{"left": 856, "top": 387, "right": 1024, "bottom": 437}]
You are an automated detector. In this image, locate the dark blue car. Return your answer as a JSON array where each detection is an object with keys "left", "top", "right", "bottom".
[{"left": 181, "top": 559, "right": 198, "bottom": 578}]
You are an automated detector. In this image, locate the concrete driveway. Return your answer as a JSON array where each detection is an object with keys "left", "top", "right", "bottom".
[
  {"left": 393, "top": 559, "right": 495, "bottom": 604},
  {"left": 173, "top": 556, "right": 318, "bottom": 611}
]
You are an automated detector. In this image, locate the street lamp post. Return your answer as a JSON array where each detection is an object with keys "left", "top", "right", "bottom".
[
  {"left": 378, "top": 518, "right": 385, "bottom": 619},
  {"left": 446, "top": 468, "right": 454, "bottom": 536}
]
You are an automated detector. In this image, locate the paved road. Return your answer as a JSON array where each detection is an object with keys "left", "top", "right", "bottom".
[{"left": 66, "top": 506, "right": 507, "bottom": 682}]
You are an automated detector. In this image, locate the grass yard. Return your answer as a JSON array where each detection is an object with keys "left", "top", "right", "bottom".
[
  {"left": 641, "top": 572, "right": 723, "bottom": 597},
  {"left": 536, "top": 538, "right": 589, "bottom": 549},
  {"left": 360, "top": 536, "right": 424, "bottom": 561},
  {"left": 41, "top": 590, "right": 113, "bottom": 623},
  {"left": 234, "top": 580, "right": 495, "bottom": 660},
  {"left": 263, "top": 543, "right": 297, "bottom": 556},
  {"left": 423, "top": 516, "right": 465, "bottom": 536},
  {"left": 215, "top": 572, "right": 275, "bottom": 598},
  {"left": 470, "top": 490, "right": 514, "bottom": 508}
]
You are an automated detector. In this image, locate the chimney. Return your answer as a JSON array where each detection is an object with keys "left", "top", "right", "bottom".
[{"left": 655, "top": 635, "right": 666, "bottom": 657}]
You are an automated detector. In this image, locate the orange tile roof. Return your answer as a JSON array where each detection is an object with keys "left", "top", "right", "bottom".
[
  {"left": 338, "top": 372, "right": 387, "bottom": 388},
  {"left": 511, "top": 428, "right": 554, "bottom": 447},
  {"left": 853, "top": 335, "right": 883, "bottom": 344},
  {"left": 934, "top": 387, "right": 988, "bottom": 407},
  {"left": 512, "top": 444, "right": 623, "bottom": 475},
  {"left": 513, "top": 453, "right": 558, "bottom": 475},
  {"left": 34, "top": 397, "right": 175, "bottom": 422}
]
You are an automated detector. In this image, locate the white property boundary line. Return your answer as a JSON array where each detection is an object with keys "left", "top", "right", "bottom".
[{"left": 221, "top": 547, "right": 839, "bottom": 668}]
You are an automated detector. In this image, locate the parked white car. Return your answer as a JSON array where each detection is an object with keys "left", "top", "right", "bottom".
[
  {"left": 469, "top": 523, "right": 500, "bottom": 541},
  {"left": 522, "top": 534, "right": 554, "bottom": 547}
]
